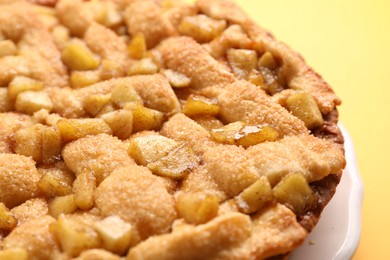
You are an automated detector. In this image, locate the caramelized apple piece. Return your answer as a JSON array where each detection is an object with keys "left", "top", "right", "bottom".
[
  {"left": 227, "top": 49, "right": 258, "bottom": 79},
  {"left": 162, "top": 69, "right": 191, "bottom": 88},
  {"left": 127, "top": 58, "right": 158, "bottom": 76},
  {"left": 95, "top": 6, "right": 123, "bottom": 29},
  {"left": 83, "top": 94, "right": 112, "bottom": 117},
  {"left": 286, "top": 92, "right": 324, "bottom": 129},
  {"left": 0, "top": 88, "right": 12, "bottom": 112},
  {"left": 183, "top": 95, "right": 220, "bottom": 117},
  {"left": 0, "top": 248, "right": 28, "bottom": 260},
  {"left": 247, "top": 69, "right": 267, "bottom": 90},
  {"left": 48, "top": 194, "right": 77, "bottom": 218},
  {"left": 258, "top": 51, "right": 278, "bottom": 70},
  {"left": 176, "top": 192, "right": 219, "bottom": 224},
  {"left": 0, "top": 40, "right": 17, "bottom": 57},
  {"left": 94, "top": 216, "right": 132, "bottom": 255},
  {"left": 100, "top": 59, "right": 124, "bottom": 80},
  {"left": 62, "top": 42, "right": 100, "bottom": 71},
  {"left": 41, "top": 126, "right": 62, "bottom": 164},
  {"left": 57, "top": 118, "right": 112, "bottom": 142},
  {"left": 0, "top": 202, "right": 17, "bottom": 231},
  {"left": 273, "top": 173, "right": 317, "bottom": 213},
  {"left": 211, "top": 122, "right": 279, "bottom": 147},
  {"left": 52, "top": 25, "right": 70, "bottom": 49},
  {"left": 15, "top": 91, "right": 53, "bottom": 115},
  {"left": 235, "top": 176, "right": 273, "bottom": 214},
  {"left": 95, "top": 103, "right": 117, "bottom": 117},
  {"left": 38, "top": 167, "right": 74, "bottom": 197},
  {"left": 32, "top": 109, "right": 62, "bottom": 126},
  {"left": 73, "top": 170, "right": 96, "bottom": 211},
  {"left": 70, "top": 71, "right": 101, "bottom": 88},
  {"left": 101, "top": 109, "right": 133, "bottom": 139},
  {"left": 54, "top": 214, "right": 101, "bottom": 257},
  {"left": 127, "top": 104, "right": 164, "bottom": 132},
  {"left": 14, "top": 124, "right": 61, "bottom": 164},
  {"left": 145, "top": 49, "right": 164, "bottom": 69},
  {"left": 207, "top": 24, "right": 254, "bottom": 59},
  {"left": 259, "top": 67, "right": 283, "bottom": 95},
  {"left": 192, "top": 115, "right": 224, "bottom": 131},
  {"left": 161, "top": 0, "right": 185, "bottom": 9},
  {"left": 210, "top": 121, "right": 245, "bottom": 145},
  {"left": 110, "top": 83, "right": 143, "bottom": 108},
  {"left": 147, "top": 144, "right": 200, "bottom": 179},
  {"left": 178, "top": 15, "right": 227, "bottom": 43},
  {"left": 234, "top": 125, "right": 279, "bottom": 148},
  {"left": 8, "top": 76, "right": 43, "bottom": 101},
  {"left": 128, "top": 135, "right": 179, "bottom": 165},
  {"left": 128, "top": 33, "right": 147, "bottom": 59}
]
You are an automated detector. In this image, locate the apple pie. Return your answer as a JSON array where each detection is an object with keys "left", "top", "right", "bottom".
[{"left": 0, "top": 0, "right": 346, "bottom": 259}]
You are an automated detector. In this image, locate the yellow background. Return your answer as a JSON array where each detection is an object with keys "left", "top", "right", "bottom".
[{"left": 235, "top": 0, "right": 390, "bottom": 259}]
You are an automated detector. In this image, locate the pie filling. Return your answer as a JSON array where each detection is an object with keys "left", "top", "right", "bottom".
[{"left": 0, "top": 0, "right": 345, "bottom": 259}]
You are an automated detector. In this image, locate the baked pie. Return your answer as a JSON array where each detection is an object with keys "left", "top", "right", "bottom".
[{"left": 0, "top": 0, "right": 346, "bottom": 259}]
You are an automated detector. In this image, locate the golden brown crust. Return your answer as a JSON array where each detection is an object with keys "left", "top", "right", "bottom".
[
  {"left": 313, "top": 109, "right": 345, "bottom": 150},
  {"left": 160, "top": 113, "right": 216, "bottom": 155},
  {"left": 201, "top": 80, "right": 309, "bottom": 136},
  {"left": 301, "top": 109, "right": 344, "bottom": 232},
  {"left": 56, "top": 0, "right": 96, "bottom": 37},
  {"left": 0, "top": 0, "right": 345, "bottom": 258},
  {"left": 218, "top": 204, "right": 307, "bottom": 260},
  {"left": 202, "top": 145, "right": 259, "bottom": 198},
  {"left": 300, "top": 173, "right": 342, "bottom": 232},
  {"left": 76, "top": 249, "right": 121, "bottom": 260},
  {"left": 0, "top": 3, "right": 68, "bottom": 88},
  {"left": 247, "top": 134, "right": 345, "bottom": 184},
  {"left": 127, "top": 204, "right": 307, "bottom": 260},
  {"left": 10, "top": 198, "right": 49, "bottom": 224},
  {"left": 197, "top": 0, "right": 341, "bottom": 115},
  {"left": 124, "top": 0, "right": 178, "bottom": 48},
  {"left": 2, "top": 215, "right": 59, "bottom": 258},
  {"left": 0, "top": 154, "right": 40, "bottom": 208},
  {"left": 247, "top": 29, "right": 341, "bottom": 115},
  {"left": 161, "top": 112, "right": 345, "bottom": 240},
  {"left": 95, "top": 166, "right": 177, "bottom": 241},
  {"left": 195, "top": 0, "right": 345, "bottom": 235},
  {"left": 84, "top": 23, "right": 132, "bottom": 68},
  {"left": 62, "top": 134, "right": 135, "bottom": 184},
  {"left": 127, "top": 212, "right": 253, "bottom": 259},
  {"left": 49, "top": 75, "right": 180, "bottom": 118},
  {"left": 0, "top": 113, "right": 32, "bottom": 153},
  {"left": 158, "top": 36, "right": 236, "bottom": 89}
]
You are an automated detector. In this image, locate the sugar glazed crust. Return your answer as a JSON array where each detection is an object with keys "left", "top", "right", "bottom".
[{"left": 0, "top": 0, "right": 345, "bottom": 259}]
